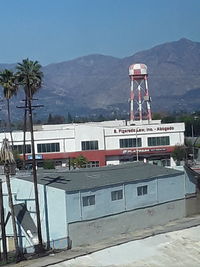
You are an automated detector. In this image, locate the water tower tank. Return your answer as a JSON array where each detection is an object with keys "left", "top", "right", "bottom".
[{"left": 129, "top": 63, "right": 147, "bottom": 76}]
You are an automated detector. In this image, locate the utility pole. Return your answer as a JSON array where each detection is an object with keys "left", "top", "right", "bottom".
[
  {"left": 27, "top": 93, "right": 44, "bottom": 251},
  {"left": 26, "top": 81, "right": 45, "bottom": 251},
  {"left": 17, "top": 93, "right": 44, "bottom": 252},
  {"left": 191, "top": 124, "right": 195, "bottom": 163},
  {"left": 22, "top": 98, "right": 28, "bottom": 169}
]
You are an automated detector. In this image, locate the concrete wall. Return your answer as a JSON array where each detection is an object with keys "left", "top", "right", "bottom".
[
  {"left": 69, "top": 199, "right": 186, "bottom": 247},
  {"left": 185, "top": 194, "right": 200, "bottom": 216},
  {"left": 185, "top": 168, "right": 197, "bottom": 194}
]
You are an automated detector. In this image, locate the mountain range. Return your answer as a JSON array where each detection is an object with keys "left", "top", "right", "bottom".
[{"left": 0, "top": 38, "right": 200, "bottom": 119}]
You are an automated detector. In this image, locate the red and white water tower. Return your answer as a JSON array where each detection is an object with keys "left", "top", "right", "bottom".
[{"left": 129, "top": 63, "right": 152, "bottom": 123}]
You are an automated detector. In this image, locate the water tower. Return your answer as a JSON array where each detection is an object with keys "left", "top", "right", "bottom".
[{"left": 129, "top": 63, "right": 152, "bottom": 123}]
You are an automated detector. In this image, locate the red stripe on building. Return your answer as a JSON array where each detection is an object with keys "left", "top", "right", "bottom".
[{"left": 25, "top": 146, "right": 175, "bottom": 167}]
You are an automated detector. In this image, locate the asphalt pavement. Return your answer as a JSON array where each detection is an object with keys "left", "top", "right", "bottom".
[{"left": 10, "top": 214, "right": 200, "bottom": 267}]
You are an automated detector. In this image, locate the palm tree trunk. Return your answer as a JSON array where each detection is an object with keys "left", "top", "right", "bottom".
[
  {"left": 6, "top": 99, "right": 14, "bottom": 148},
  {"left": 4, "top": 164, "right": 21, "bottom": 262},
  {"left": 22, "top": 97, "right": 27, "bottom": 169},
  {"left": 0, "top": 179, "right": 7, "bottom": 262}
]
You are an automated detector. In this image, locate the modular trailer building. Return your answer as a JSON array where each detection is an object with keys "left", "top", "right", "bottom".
[{"left": 1, "top": 161, "right": 199, "bottom": 250}]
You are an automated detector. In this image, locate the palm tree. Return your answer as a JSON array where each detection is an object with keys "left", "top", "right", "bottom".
[
  {"left": 17, "top": 59, "right": 43, "bottom": 98},
  {"left": 16, "top": 59, "right": 44, "bottom": 251},
  {"left": 0, "top": 69, "right": 18, "bottom": 147},
  {"left": 17, "top": 59, "right": 43, "bottom": 167}
]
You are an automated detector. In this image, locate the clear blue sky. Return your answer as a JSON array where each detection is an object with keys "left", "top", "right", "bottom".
[{"left": 1, "top": 0, "right": 200, "bottom": 65}]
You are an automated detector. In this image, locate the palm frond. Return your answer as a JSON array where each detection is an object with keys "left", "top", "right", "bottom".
[
  {"left": 0, "top": 69, "right": 18, "bottom": 99},
  {"left": 0, "top": 138, "right": 15, "bottom": 163},
  {"left": 16, "top": 58, "right": 43, "bottom": 98}
]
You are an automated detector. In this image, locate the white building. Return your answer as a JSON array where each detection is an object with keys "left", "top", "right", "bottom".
[
  {"left": 0, "top": 119, "right": 185, "bottom": 168},
  {"left": 0, "top": 62, "right": 185, "bottom": 168}
]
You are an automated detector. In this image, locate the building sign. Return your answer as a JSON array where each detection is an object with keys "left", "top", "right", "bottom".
[
  {"left": 114, "top": 126, "right": 174, "bottom": 134},
  {"left": 27, "top": 154, "right": 43, "bottom": 160},
  {"left": 122, "top": 148, "right": 167, "bottom": 154}
]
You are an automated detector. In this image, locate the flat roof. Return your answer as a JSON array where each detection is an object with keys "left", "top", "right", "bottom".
[{"left": 15, "top": 162, "right": 184, "bottom": 192}]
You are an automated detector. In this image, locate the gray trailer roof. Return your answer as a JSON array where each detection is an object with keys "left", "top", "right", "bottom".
[{"left": 16, "top": 162, "right": 183, "bottom": 192}]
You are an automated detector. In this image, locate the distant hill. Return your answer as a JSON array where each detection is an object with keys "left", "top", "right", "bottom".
[{"left": 0, "top": 38, "right": 200, "bottom": 119}]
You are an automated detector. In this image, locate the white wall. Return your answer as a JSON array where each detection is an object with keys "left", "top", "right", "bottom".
[
  {"left": 0, "top": 122, "right": 185, "bottom": 157},
  {"left": 74, "top": 125, "right": 105, "bottom": 151},
  {"left": 105, "top": 123, "right": 185, "bottom": 150},
  {"left": 2, "top": 177, "right": 67, "bottom": 249}
]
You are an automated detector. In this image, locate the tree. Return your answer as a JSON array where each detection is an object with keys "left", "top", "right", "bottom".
[
  {"left": 43, "top": 160, "right": 55, "bottom": 169},
  {"left": 171, "top": 145, "right": 186, "bottom": 164},
  {"left": 47, "top": 113, "right": 53, "bottom": 124},
  {"left": 67, "top": 112, "right": 73, "bottom": 123},
  {"left": 16, "top": 59, "right": 44, "bottom": 252},
  {"left": 97, "top": 114, "right": 106, "bottom": 122},
  {"left": 0, "top": 69, "right": 18, "bottom": 147},
  {"left": 161, "top": 115, "right": 176, "bottom": 123},
  {"left": 152, "top": 112, "right": 162, "bottom": 120},
  {"left": 17, "top": 59, "right": 43, "bottom": 98},
  {"left": 17, "top": 59, "right": 43, "bottom": 167},
  {"left": 71, "top": 155, "right": 88, "bottom": 168},
  {"left": 12, "top": 150, "right": 23, "bottom": 170}
]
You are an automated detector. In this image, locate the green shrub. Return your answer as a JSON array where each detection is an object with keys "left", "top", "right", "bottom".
[
  {"left": 43, "top": 160, "right": 55, "bottom": 169},
  {"left": 70, "top": 155, "right": 88, "bottom": 168},
  {"left": 171, "top": 145, "right": 186, "bottom": 162}
]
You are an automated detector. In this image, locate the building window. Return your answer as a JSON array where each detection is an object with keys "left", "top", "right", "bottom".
[
  {"left": 137, "top": 185, "right": 148, "bottom": 196},
  {"left": 13, "top": 144, "right": 31, "bottom": 154},
  {"left": 37, "top": 143, "right": 60, "bottom": 153},
  {"left": 111, "top": 190, "right": 123, "bottom": 201},
  {"left": 148, "top": 136, "right": 170, "bottom": 146},
  {"left": 86, "top": 161, "right": 100, "bottom": 168},
  {"left": 119, "top": 138, "right": 142, "bottom": 148},
  {"left": 161, "top": 159, "right": 171, "bottom": 167},
  {"left": 81, "top": 141, "right": 99, "bottom": 150},
  {"left": 82, "top": 195, "right": 95, "bottom": 207}
]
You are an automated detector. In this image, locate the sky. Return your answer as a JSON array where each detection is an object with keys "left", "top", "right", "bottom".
[{"left": 0, "top": 0, "right": 200, "bottom": 66}]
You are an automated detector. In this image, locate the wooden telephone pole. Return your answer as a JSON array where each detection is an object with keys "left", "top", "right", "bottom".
[{"left": 17, "top": 94, "right": 44, "bottom": 252}]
